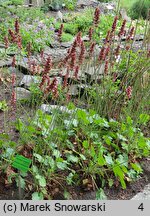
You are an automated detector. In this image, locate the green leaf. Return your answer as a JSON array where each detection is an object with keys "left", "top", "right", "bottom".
[
  {"left": 126, "top": 116, "right": 133, "bottom": 125},
  {"left": 77, "top": 109, "right": 89, "bottom": 125},
  {"left": 138, "top": 114, "right": 150, "bottom": 125},
  {"left": 53, "top": 149, "right": 60, "bottom": 158},
  {"left": 36, "top": 175, "right": 46, "bottom": 187},
  {"left": 32, "top": 192, "right": 44, "bottom": 200},
  {"left": 79, "top": 153, "right": 86, "bottom": 160},
  {"left": 108, "top": 179, "right": 114, "bottom": 187},
  {"left": 16, "top": 176, "right": 25, "bottom": 189},
  {"left": 113, "top": 164, "right": 126, "bottom": 189},
  {"left": 96, "top": 188, "right": 107, "bottom": 200},
  {"left": 82, "top": 140, "right": 89, "bottom": 149},
  {"left": 117, "top": 133, "right": 127, "bottom": 141},
  {"left": 67, "top": 155, "right": 79, "bottom": 163},
  {"left": 104, "top": 154, "right": 114, "bottom": 165},
  {"left": 57, "top": 161, "right": 67, "bottom": 170},
  {"left": 97, "top": 154, "right": 106, "bottom": 166},
  {"left": 131, "top": 163, "right": 142, "bottom": 173},
  {"left": 103, "top": 135, "right": 112, "bottom": 145},
  {"left": 90, "top": 146, "right": 96, "bottom": 158},
  {"left": 72, "top": 119, "right": 78, "bottom": 127},
  {"left": 33, "top": 153, "right": 44, "bottom": 163},
  {"left": 116, "top": 154, "right": 128, "bottom": 167}
]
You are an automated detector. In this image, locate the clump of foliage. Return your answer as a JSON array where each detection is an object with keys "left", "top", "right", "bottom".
[{"left": 130, "top": 0, "right": 150, "bottom": 19}]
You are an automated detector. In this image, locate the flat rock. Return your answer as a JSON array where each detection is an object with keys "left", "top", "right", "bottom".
[
  {"left": 40, "top": 104, "right": 76, "bottom": 115},
  {"left": 61, "top": 41, "right": 73, "bottom": 48},
  {"left": 85, "top": 65, "right": 104, "bottom": 76},
  {"left": 68, "top": 85, "right": 79, "bottom": 96},
  {"left": 15, "top": 87, "right": 31, "bottom": 100},
  {"left": 82, "top": 35, "right": 90, "bottom": 42},
  {"left": 43, "top": 47, "right": 68, "bottom": 63},
  {"left": 131, "top": 184, "right": 150, "bottom": 200},
  {"left": 77, "top": 0, "right": 98, "bottom": 8},
  {"left": 19, "top": 75, "right": 41, "bottom": 88}
]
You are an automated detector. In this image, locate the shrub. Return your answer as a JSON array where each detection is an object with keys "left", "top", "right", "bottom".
[
  {"left": 61, "top": 32, "right": 74, "bottom": 42},
  {"left": 130, "top": 0, "right": 150, "bottom": 19},
  {"left": 55, "top": 22, "right": 78, "bottom": 35}
]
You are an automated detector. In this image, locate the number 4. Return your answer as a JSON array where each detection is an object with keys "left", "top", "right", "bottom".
[{"left": 138, "top": 203, "right": 144, "bottom": 211}]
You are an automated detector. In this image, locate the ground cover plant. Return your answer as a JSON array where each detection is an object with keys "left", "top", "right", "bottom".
[{"left": 0, "top": 1, "right": 150, "bottom": 200}]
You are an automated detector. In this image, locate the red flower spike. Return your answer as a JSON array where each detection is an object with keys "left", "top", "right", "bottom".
[
  {"left": 17, "top": 34, "right": 22, "bottom": 49},
  {"left": 104, "top": 30, "right": 110, "bottom": 44},
  {"left": 79, "top": 41, "right": 85, "bottom": 65},
  {"left": 43, "top": 56, "right": 52, "bottom": 75},
  {"left": 115, "top": 45, "right": 120, "bottom": 57},
  {"left": 105, "top": 46, "right": 110, "bottom": 58},
  {"left": 74, "top": 65, "right": 79, "bottom": 79},
  {"left": 94, "top": 7, "right": 100, "bottom": 27},
  {"left": 58, "top": 24, "right": 64, "bottom": 42},
  {"left": 63, "top": 71, "right": 69, "bottom": 89},
  {"left": 11, "top": 73, "right": 16, "bottom": 87},
  {"left": 70, "top": 52, "right": 76, "bottom": 70},
  {"left": 98, "top": 47, "right": 105, "bottom": 62},
  {"left": 118, "top": 19, "right": 126, "bottom": 38},
  {"left": 88, "top": 27, "right": 93, "bottom": 41},
  {"left": 89, "top": 42, "right": 96, "bottom": 57},
  {"left": 15, "top": 19, "right": 20, "bottom": 34},
  {"left": 126, "top": 86, "right": 132, "bottom": 99},
  {"left": 11, "top": 90, "right": 16, "bottom": 108},
  {"left": 8, "top": 29, "right": 16, "bottom": 43},
  {"left": 12, "top": 56, "right": 16, "bottom": 68},
  {"left": 111, "top": 16, "right": 118, "bottom": 33},
  {"left": 27, "top": 42, "right": 31, "bottom": 58},
  {"left": 126, "top": 27, "right": 134, "bottom": 41},
  {"left": 76, "top": 32, "right": 82, "bottom": 45},
  {"left": 104, "top": 60, "right": 109, "bottom": 75}
]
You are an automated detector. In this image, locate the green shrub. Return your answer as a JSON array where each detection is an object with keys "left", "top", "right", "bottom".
[
  {"left": 63, "top": 0, "right": 77, "bottom": 10},
  {"left": 61, "top": 32, "right": 74, "bottom": 42},
  {"left": 130, "top": 0, "right": 150, "bottom": 19},
  {"left": 55, "top": 22, "right": 78, "bottom": 35}
]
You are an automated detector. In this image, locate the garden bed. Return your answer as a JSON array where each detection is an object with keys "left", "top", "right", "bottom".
[{"left": 0, "top": 1, "right": 149, "bottom": 200}]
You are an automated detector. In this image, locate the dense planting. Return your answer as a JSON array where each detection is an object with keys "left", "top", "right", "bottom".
[{"left": 0, "top": 0, "right": 149, "bottom": 200}]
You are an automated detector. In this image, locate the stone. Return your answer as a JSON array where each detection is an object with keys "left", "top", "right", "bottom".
[
  {"left": 15, "top": 87, "right": 31, "bottom": 100},
  {"left": 85, "top": 66, "right": 104, "bottom": 77},
  {"left": 56, "top": 11, "right": 63, "bottom": 22},
  {"left": 43, "top": 47, "right": 68, "bottom": 63},
  {"left": 82, "top": 35, "right": 90, "bottom": 42},
  {"left": 8, "top": 67, "right": 24, "bottom": 86},
  {"left": 40, "top": 104, "right": 76, "bottom": 115},
  {"left": 61, "top": 68, "right": 86, "bottom": 82},
  {"left": 77, "top": 0, "right": 98, "bottom": 8},
  {"left": 19, "top": 75, "right": 41, "bottom": 88},
  {"left": 61, "top": 41, "right": 73, "bottom": 48},
  {"left": 106, "top": 4, "right": 114, "bottom": 10},
  {"left": 50, "top": 41, "right": 61, "bottom": 48},
  {"left": 131, "top": 184, "right": 150, "bottom": 200},
  {"left": 68, "top": 85, "right": 79, "bottom": 96}
]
